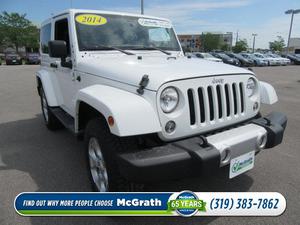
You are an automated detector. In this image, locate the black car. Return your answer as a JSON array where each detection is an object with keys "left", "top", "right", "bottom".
[
  {"left": 226, "top": 52, "right": 255, "bottom": 67},
  {"left": 25, "top": 53, "right": 40, "bottom": 64},
  {"left": 5, "top": 53, "right": 22, "bottom": 65},
  {"left": 211, "top": 52, "right": 241, "bottom": 66},
  {"left": 286, "top": 54, "right": 300, "bottom": 65}
]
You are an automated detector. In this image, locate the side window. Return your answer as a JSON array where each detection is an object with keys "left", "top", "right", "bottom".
[
  {"left": 55, "top": 18, "right": 71, "bottom": 55},
  {"left": 40, "top": 23, "right": 51, "bottom": 54}
]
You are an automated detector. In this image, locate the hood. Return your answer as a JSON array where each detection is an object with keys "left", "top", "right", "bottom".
[{"left": 77, "top": 53, "right": 253, "bottom": 91}]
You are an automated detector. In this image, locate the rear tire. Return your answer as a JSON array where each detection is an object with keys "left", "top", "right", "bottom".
[
  {"left": 39, "top": 87, "right": 62, "bottom": 130},
  {"left": 85, "top": 117, "right": 144, "bottom": 192}
]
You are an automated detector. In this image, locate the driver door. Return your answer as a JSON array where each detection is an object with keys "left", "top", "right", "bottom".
[{"left": 52, "top": 16, "right": 77, "bottom": 116}]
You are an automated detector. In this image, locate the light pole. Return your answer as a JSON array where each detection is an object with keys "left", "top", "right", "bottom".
[
  {"left": 285, "top": 9, "right": 300, "bottom": 55},
  {"left": 252, "top": 34, "right": 257, "bottom": 53},
  {"left": 141, "top": 0, "right": 144, "bottom": 15}
]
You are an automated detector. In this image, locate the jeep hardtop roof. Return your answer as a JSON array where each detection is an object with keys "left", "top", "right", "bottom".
[{"left": 41, "top": 9, "right": 171, "bottom": 26}]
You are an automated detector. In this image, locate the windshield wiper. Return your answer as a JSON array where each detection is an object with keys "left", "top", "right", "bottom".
[
  {"left": 130, "top": 46, "right": 172, "bottom": 55},
  {"left": 82, "top": 45, "right": 135, "bottom": 55}
]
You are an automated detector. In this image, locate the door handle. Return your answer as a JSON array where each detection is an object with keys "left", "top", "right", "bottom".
[{"left": 50, "top": 62, "right": 58, "bottom": 68}]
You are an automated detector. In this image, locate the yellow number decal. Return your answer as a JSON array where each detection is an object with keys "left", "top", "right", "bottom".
[{"left": 75, "top": 14, "right": 107, "bottom": 26}]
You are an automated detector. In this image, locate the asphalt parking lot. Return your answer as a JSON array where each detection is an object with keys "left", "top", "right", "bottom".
[{"left": 0, "top": 65, "right": 299, "bottom": 225}]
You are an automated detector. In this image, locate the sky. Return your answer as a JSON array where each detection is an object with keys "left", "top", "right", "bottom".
[{"left": 1, "top": 0, "right": 300, "bottom": 49}]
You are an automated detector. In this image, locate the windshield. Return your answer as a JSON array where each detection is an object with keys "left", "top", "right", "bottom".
[
  {"left": 219, "top": 53, "right": 231, "bottom": 59},
  {"left": 75, "top": 13, "right": 181, "bottom": 52},
  {"left": 255, "top": 54, "right": 264, "bottom": 58},
  {"left": 241, "top": 54, "right": 250, "bottom": 58}
]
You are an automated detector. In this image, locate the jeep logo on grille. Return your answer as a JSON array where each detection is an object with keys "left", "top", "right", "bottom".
[{"left": 212, "top": 78, "right": 224, "bottom": 84}]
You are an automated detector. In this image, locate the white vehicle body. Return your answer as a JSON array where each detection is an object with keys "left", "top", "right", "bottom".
[
  {"left": 192, "top": 52, "right": 223, "bottom": 63},
  {"left": 36, "top": 9, "right": 287, "bottom": 191}
]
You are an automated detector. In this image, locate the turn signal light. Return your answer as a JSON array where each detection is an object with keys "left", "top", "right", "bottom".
[{"left": 108, "top": 116, "right": 114, "bottom": 127}]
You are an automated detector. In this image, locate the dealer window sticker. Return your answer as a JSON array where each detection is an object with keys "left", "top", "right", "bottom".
[
  {"left": 138, "top": 18, "right": 172, "bottom": 28},
  {"left": 75, "top": 14, "right": 107, "bottom": 26}
]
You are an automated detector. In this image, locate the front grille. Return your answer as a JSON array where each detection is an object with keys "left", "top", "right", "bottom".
[{"left": 187, "top": 82, "right": 245, "bottom": 125}]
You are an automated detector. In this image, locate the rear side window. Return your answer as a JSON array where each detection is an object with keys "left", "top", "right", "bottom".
[{"left": 40, "top": 23, "right": 51, "bottom": 54}]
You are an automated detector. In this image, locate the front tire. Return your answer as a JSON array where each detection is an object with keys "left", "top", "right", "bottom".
[
  {"left": 85, "top": 118, "right": 144, "bottom": 192},
  {"left": 39, "top": 87, "right": 62, "bottom": 130}
]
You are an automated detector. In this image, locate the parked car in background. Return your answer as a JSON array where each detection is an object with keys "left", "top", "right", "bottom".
[
  {"left": 286, "top": 54, "right": 300, "bottom": 65},
  {"left": 25, "top": 53, "right": 40, "bottom": 64},
  {"left": 5, "top": 53, "right": 22, "bottom": 65},
  {"left": 265, "top": 53, "right": 288, "bottom": 66},
  {"left": 211, "top": 52, "right": 240, "bottom": 66},
  {"left": 254, "top": 53, "right": 277, "bottom": 66},
  {"left": 241, "top": 53, "right": 268, "bottom": 67},
  {"left": 226, "top": 52, "right": 254, "bottom": 67},
  {"left": 192, "top": 52, "right": 223, "bottom": 62},
  {"left": 272, "top": 53, "right": 290, "bottom": 65}
]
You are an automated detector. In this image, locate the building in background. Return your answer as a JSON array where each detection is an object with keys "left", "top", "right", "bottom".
[
  {"left": 178, "top": 32, "right": 233, "bottom": 52},
  {"left": 177, "top": 34, "right": 202, "bottom": 52},
  {"left": 287, "top": 38, "right": 300, "bottom": 53}
]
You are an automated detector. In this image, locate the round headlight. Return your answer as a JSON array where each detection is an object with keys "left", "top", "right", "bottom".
[
  {"left": 246, "top": 78, "right": 256, "bottom": 97},
  {"left": 160, "top": 87, "right": 179, "bottom": 113}
]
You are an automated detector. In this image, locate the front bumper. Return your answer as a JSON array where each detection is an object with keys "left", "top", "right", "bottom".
[
  {"left": 6, "top": 59, "right": 21, "bottom": 64},
  {"left": 27, "top": 59, "right": 40, "bottom": 64},
  {"left": 117, "top": 112, "right": 287, "bottom": 183}
]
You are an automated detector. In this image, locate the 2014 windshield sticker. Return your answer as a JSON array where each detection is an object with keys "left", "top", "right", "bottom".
[
  {"left": 75, "top": 14, "right": 107, "bottom": 26},
  {"left": 138, "top": 18, "right": 171, "bottom": 28}
]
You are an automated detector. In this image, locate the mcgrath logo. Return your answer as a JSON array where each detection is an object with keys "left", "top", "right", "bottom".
[
  {"left": 168, "top": 191, "right": 206, "bottom": 217},
  {"left": 232, "top": 157, "right": 254, "bottom": 173}
]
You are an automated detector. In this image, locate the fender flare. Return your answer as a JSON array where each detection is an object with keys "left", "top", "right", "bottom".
[
  {"left": 75, "top": 85, "right": 161, "bottom": 136},
  {"left": 259, "top": 81, "right": 278, "bottom": 105},
  {"left": 36, "top": 70, "right": 59, "bottom": 107}
]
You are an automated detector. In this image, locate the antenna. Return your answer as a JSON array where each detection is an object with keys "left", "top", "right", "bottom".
[{"left": 141, "top": 0, "right": 144, "bottom": 14}]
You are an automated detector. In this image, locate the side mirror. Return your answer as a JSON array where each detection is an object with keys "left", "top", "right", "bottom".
[
  {"left": 48, "top": 40, "right": 67, "bottom": 58},
  {"left": 48, "top": 40, "right": 72, "bottom": 68}
]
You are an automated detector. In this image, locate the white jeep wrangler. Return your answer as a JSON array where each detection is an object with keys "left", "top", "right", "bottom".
[{"left": 37, "top": 9, "right": 287, "bottom": 192}]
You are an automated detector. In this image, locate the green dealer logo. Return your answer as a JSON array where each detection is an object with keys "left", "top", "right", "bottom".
[
  {"left": 168, "top": 191, "right": 206, "bottom": 217},
  {"left": 232, "top": 157, "right": 254, "bottom": 173}
]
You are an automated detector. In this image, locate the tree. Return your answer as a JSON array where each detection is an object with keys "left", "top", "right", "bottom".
[
  {"left": 0, "top": 11, "right": 39, "bottom": 52},
  {"left": 220, "top": 43, "right": 230, "bottom": 51},
  {"left": 269, "top": 36, "right": 285, "bottom": 52},
  {"left": 232, "top": 39, "right": 248, "bottom": 53},
  {"left": 202, "top": 33, "right": 221, "bottom": 52}
]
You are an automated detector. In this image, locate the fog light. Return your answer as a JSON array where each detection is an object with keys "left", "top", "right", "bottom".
[
  {"left": 257, "top": 134, "right": 267, "bottom": 149},
  {"left": 165, "top": 121, "right": 176, "bottom": 133},
  {"left": 220, "top": 148, "right": 231, "bottom": 164}
]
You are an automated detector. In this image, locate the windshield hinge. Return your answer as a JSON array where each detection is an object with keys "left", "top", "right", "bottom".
[{"left": 137, "top": 75, "right": 149, "bottom": 95}]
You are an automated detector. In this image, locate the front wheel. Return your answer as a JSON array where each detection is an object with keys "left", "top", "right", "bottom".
[
  {"left": 39, "top": 87, "right": 62, "bottom": 130},
  {"left": 85, "top": 118, "right": 144, "bottom": 192}
]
